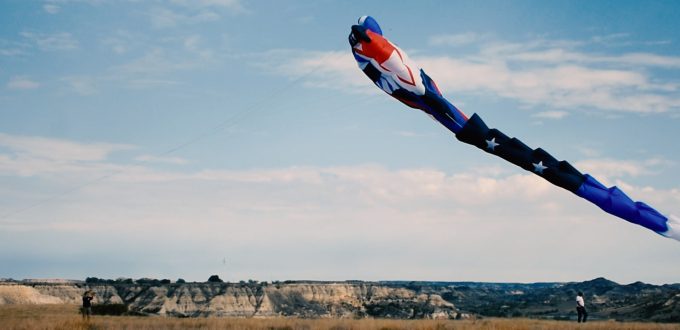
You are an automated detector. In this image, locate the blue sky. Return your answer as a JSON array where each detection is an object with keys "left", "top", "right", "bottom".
[{"left": 1, "top": 0, "right": 680, "bottom": 284}]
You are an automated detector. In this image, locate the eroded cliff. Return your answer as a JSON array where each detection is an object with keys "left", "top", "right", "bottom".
[{"left": 0, "top": 281, "right": 458, "bottom": 319}]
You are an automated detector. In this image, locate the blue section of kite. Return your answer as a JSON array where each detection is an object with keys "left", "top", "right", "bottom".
[{"left": 349, "top": 16, "right": 679, "bottom": 241}]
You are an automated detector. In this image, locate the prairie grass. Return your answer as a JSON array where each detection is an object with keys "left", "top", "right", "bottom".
[{"left": 1, "top": 304, "right": 678, "bottom": 330}]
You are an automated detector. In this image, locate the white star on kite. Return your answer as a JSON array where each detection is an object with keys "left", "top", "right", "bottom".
[
  {"left": 486, "top": 138, "right": 499, "bottom": 151},
  {"left": 533, "top": 161, "right": 547, "bottom": 174}
]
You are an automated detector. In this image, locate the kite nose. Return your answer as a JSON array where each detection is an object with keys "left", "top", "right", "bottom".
[
  {"left": 350, "top": 25, "right": 372, "bottom": 44},
  {"left": 358, "top": 15, "right": 382, "bottom": 36}
]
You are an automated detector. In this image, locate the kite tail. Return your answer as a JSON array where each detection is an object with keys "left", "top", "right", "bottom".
[
  {"left": 576, "top": 175, "right": 680, "bottom": 240},
  {"left": 455, "top": 112, "right": 678, "bottom": 241}
]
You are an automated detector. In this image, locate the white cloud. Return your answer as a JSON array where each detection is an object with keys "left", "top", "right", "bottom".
[
  {"left": 0, "top": 134, "right": 139, "bottom": 180},
  {"left": 21, "top": 31, "right": 79, "bottom": 51},
  {"left": 149, "top": 7, "right": 184, "bottom": 29},
  {"left": 504, "top": 48, "right": 591, "bottom": 63},
  {"left": 0, "top": 162, "right": 567, "bottom": 224},
  {"left": 170, "top": 0, "right": 246, "bottom": 13},
  {"left": 259, "top": 49, "right": 378, "bottom": 94},
  {"left": 41, "top": 0, "right": 108, "bottom": 13},
  {"left": 148, "top": 0, "right": 244, "bottom": 29},
  {"left": 577, "top": 159, "right": 647, "bottom": 179},
  {"left": 616, "top": 53, "right": 680, "bottom": 68},
  {"left": 1, "top": 134, "right": 678, "bottom": 282},
  {"left": 101, "top": 30, "right": 138, "bottom": 55},
  {"left": 269, "top": 35, "right": 680, "bottom": 115},
  {"left": 415, "top": 58, "right": 678, "bottom": 113},
  {"left": 532, "top": 111, "right": 569, "bottom": 119},
  {"left": 506, "top": 48, "right": 680, "bottom": 69},
  {"left": 0, "top": 47, "right": 26, "bottom": 57},
  {"left": 0, "top": 133, "right": 133, "bottom": 163},
  {"left": 60, "top": 76, "right": 97, "bottom": 95},
  {"left": 7, "top": 76, "right": 40, "bottom": 90},
  {"left": 43, "top": 4, "right": 60, "bottom": 14},
  {"left": 148, "top": 7, "right": 216, "bottom": 29},
  {"left": 109, "top": 37, "right": 216, "bottom": 85},
  {"left": 181, "top": 35, "right": 214, "bottom": 60},
  {"left": 429, "top": 32, "right": 490, "bottom": 47},
  {"left": 106, "top": 48, "right": 196, "bottom": 88},
  {"left": 135, "top": 155, "right": 188, "bottom": 165},
  {"left": 575, "top": 158, "right": 672, "bottom": 185},
  {"left": 5, "top": 145, "right": 660, "bottom": 213},
  {"left": 4, "top": 160, "right": 678, "bottom": 281}
]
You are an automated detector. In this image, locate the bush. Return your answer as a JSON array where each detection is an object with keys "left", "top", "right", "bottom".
[
  {"left": 91, "top": 304, "right": 128, "bottom": 316},
  {"left": 85, "top": 277, "right": 100, "bottom": 283},
  {"left": 177, "top": 278, "right": 186, "bottom": 284},
  {"left": 208, "top": 275, "right": 223, "bottom": 283},
  {"left": 136, "top": 278, "right": 161, "bottom": 286}
]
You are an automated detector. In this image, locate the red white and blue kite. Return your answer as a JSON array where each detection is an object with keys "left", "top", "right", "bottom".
[{"left": 349, "top": 16, "right": 679, "bottom": 241}]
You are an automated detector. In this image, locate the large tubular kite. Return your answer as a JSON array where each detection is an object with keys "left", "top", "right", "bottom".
[{"left": 348, "top": 15, "right": 679, "bottom": 241}]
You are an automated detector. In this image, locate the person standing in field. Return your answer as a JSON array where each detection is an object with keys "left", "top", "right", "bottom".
[
  {"left": 82, "top": 290, "right": 95, "bottom": 320},
  {"left": 576, "top": 291, "right": 588, "bottom": 323}
]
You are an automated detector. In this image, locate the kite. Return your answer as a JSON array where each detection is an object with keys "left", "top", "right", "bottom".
[{"left": 348, "top": 16, "right": 679, "bottom": 241}]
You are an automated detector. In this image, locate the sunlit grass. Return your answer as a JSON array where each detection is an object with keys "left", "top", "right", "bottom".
[{"left": 1, "top": 304, "right": 678, "bottom": 330}]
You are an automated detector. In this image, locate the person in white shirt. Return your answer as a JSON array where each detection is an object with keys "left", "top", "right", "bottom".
[{"left": 576, "top": 291, "right": 588, "bottom": 323}]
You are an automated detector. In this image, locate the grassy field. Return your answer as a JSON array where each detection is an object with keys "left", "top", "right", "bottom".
[{"left": 1, "top": 304, "right": 678, "bottom": 330}]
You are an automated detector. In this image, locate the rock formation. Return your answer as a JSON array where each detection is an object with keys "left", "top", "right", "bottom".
[
  {"left": 1, "top": 278, "right": 678, "bottom": 321},
  {"left": 0, "top": 280, "right": 458, "bottom": 319}
]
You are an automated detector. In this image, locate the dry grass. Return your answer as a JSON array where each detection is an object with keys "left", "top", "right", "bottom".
[{"left": 0, "top": 304, "right": 678, "bottom": 330}]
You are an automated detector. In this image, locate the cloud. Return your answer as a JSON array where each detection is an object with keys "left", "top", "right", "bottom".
[
  {"left": 429, "top": 32, "right": 491, "bottom": 47},
  {"left": 60, "top": 76, "right": 97, "bottom": 95},
  {"left": 21, "top": 31, "right": 79, "bottom": 51},
  {"left": 0, "top": 133, "right": 133, "bottom": 163},
  {"left": 0, "top": 161, "right": 567, "bottom": 224},
  {"left": 107, "top": 47, "right": 205, "bottom": 88},
  {"left": 616, "top": 53, "right": 680, "bottom": 68},
  {"left": 5, "top": 160, "right": 678, "bottom": 267},
  {"left": 135, "top": 155, "right": 188, "bottom": 165},
  {"left": 409, "top": 58, "right": 678, "bottom": 114},
  {"left": 108, "top": 36, "right": 216, "bottom": 87},
  {"left": 575, "top": 158, "right": 673, "bottom": 185},
  {"left": 5, "top": 139, "right": 665, "bottom": 213},
  {"left": 532, "top": 111, "right": 569, "bottom": 119},
  {"left": 506, "top": 49, "right": 680, "bottom": 69},
  {"left": 41, "top": 0, "right": 110, "bottom": 14},
  {"left": 269, "top": 34, "right": 680, "bottom": 115},
  {"left": 148, "top": 0, "right": 245, "bottom": 29},
  {"left": 7, "top": 76, "right": 40, "bottom": 90},
  {"left": 258, "top": 49, "right": 378, "bottom": 94},
  {"left": 101, "top": 30, "right": 138, "bottom": 55},
  {"left": 0, "top": 38, "right": 30, "bottom": 57},
  {"left": 170, "top": 0, "right": 246, "bottom": 12},
  {"left": 43, "top": 4, "right": 60, "bottom": 14},
  {"left": 1, "top": 134, "right": 678, "bottom": 282},
  {"left": 0, "top": 47, "right": 25, "bottom": 57},
  {"left": 0, "top": 134, "right": 138, "bottom": 180},
  {"left": 149, "top": 7, "right": 220, "bottom": 29}
]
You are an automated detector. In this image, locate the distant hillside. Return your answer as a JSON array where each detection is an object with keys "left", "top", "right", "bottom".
[{"left": 1, "top": 277, "right": 678, "bottom": 322}]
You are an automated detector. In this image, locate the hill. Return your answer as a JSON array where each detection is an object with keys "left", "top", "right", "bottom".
[{"left": 1, "top": 278, "right": 678, "bottom": 321}]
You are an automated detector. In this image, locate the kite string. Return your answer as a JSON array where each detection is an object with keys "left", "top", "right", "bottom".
[{"left": 0, "top": 49, "right": 350, "bottom": 222}]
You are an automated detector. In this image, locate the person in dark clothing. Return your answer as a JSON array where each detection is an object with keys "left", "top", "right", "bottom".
[
  {"left": 82, "top": 290, "right": 94, "bottom": 320},
  {"left": 576, "top": 291, "right": 588, "bottom": 323}
]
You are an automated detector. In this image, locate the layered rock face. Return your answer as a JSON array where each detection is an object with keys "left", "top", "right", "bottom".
[
  {"left": 0, "top": 281, "right": 458, "bottom": 319},
  {"left": 2, "top": 278, "right": 679, "bottom": 321}
]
